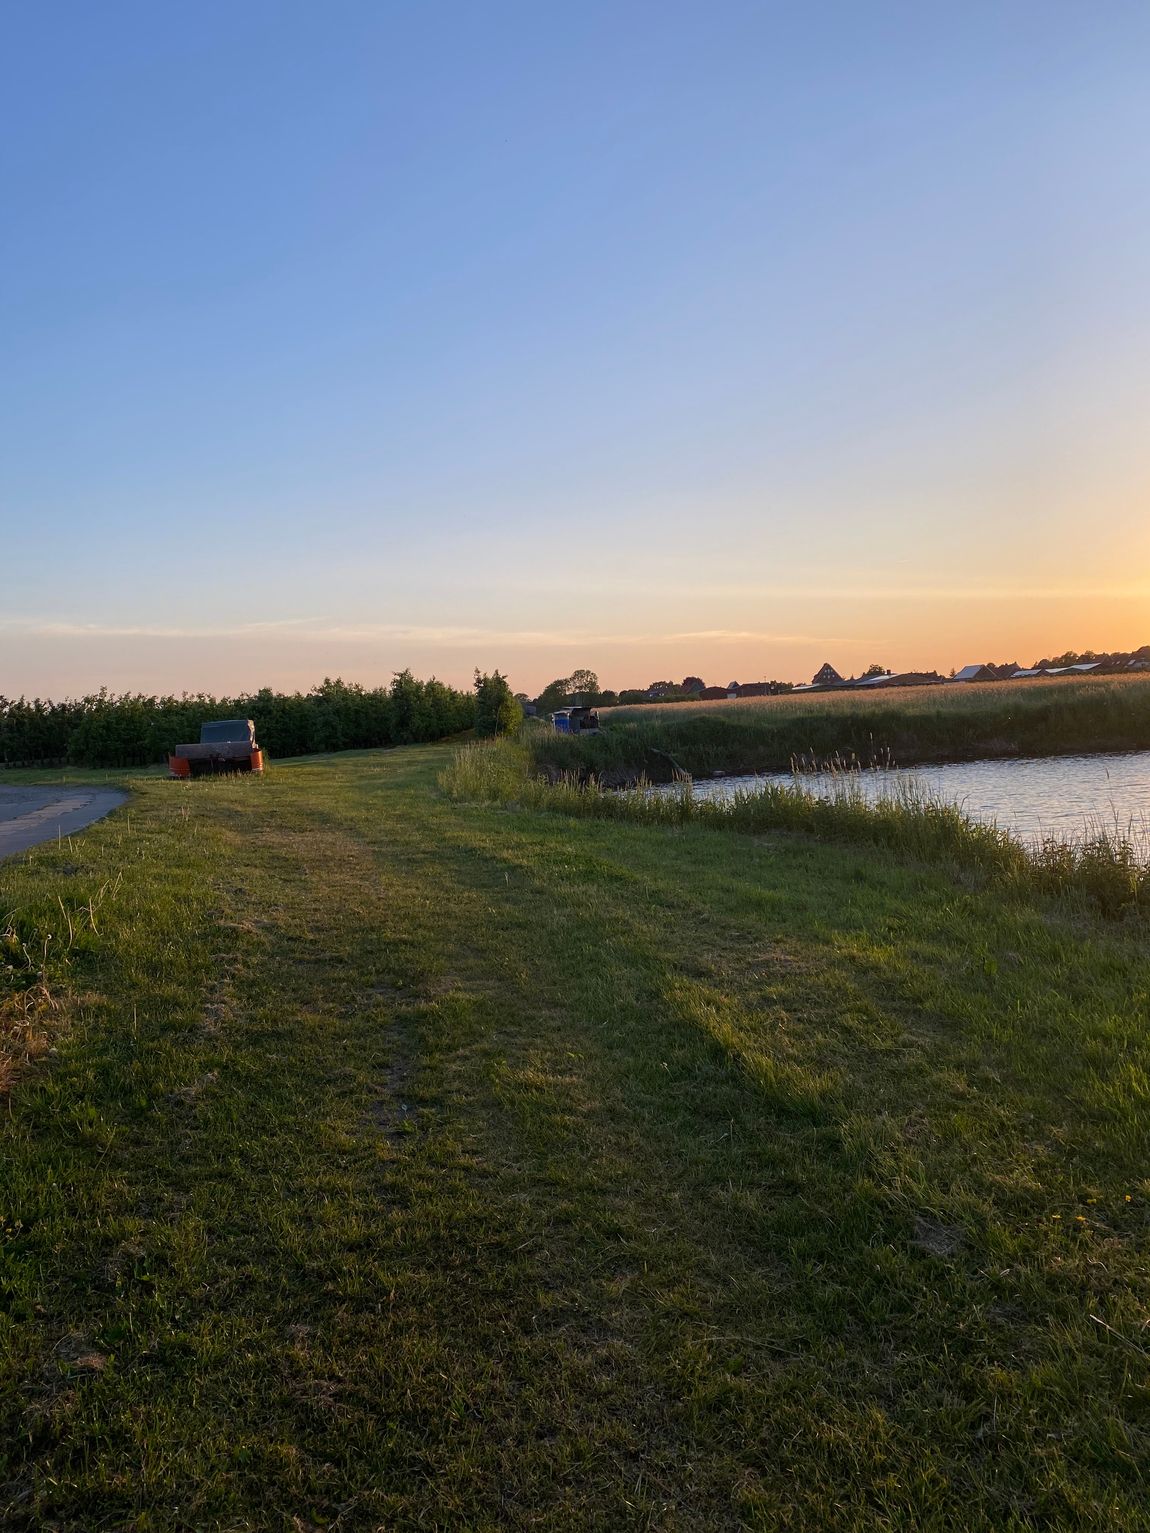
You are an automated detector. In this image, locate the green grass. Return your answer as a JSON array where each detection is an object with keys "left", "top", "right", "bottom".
[
  {"left": 534, "top": 673, "right": 1150, "bottom": 780},
  {"left": 0, "top": 765, "right": 164, "bottom": 787},
  {"left": 446, "top": 737, "right": 1150, "bottom": 919},
  {"left": 3, "top": 746, "right": 1150, "bottom": 1529}
]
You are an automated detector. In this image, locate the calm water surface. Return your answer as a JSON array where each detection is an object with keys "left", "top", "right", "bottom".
[{"left": 679, "top": 750, "right": 1150, "bottom": 854}]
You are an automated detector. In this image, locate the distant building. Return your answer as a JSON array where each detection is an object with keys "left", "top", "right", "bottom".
[
  {"left": 952, "top": 663, "right": 997, "bottom": 683},
  {"left": 811, "top": 662, "right": 843, "bottom": 687},
  {"left": 854, "top": 671, "right": 943, "bottom": 690}
]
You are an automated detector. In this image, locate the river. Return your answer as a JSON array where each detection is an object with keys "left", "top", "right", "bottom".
[{"left": 671, "top": 749, "right": 1150, "bottom": 855}]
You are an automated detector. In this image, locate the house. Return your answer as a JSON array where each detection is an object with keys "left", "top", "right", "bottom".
[
  {"left": 886, "top": 671, "right": 945, "bottom": 688},
  {"left": 811, "top": 662, "right": 843, "bottom": 687},
  {"left": 952, "top": 663, "right": 997, "bottom": 683},
  {"left": 698, "top": 686, "right": 728, "bottom": 700},
  {"left": 854, "top": 671, "right": 943, "bottom": 690}
]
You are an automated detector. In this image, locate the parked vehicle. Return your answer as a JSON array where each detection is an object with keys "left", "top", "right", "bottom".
[
  {"left": 551, "top": 706, "right": 600, "bottom": 735},
  {"left": 169, "top": 719, "right": 264, "bottom": 778}
]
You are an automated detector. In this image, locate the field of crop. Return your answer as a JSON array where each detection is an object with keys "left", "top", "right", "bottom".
[
  {"left": 607, "top": 672, "right": 1145, "bottom": 723},
  {"left": 533, "top": 673, "right": 1150, "bottom": 781},
  {"left": 3, "top": 743, "right": 1150, "bottom": 1529}
]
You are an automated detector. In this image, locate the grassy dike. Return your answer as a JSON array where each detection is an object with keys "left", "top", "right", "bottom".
[{"left": 2, "top": 745, "right": 1150, "bottom": 1530}]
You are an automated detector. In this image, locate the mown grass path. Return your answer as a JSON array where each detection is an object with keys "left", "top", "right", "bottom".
[{"left": 2, "top": 746, "right": 1149, "bottom": 1530}]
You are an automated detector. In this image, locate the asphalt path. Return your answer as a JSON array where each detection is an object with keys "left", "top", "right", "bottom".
[{"left": 0, "top": 786, "right": 128, "bottom": 860}]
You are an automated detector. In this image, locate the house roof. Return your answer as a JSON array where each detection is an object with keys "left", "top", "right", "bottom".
[{"left": 812, "top": 662, "right": 843, "bottom": 683}]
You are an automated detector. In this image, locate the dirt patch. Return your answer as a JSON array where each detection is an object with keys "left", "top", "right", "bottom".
[
  {"left": 0, "top": 982, "right": 60, "bottom": 1098},
  {"left": 912, "top": 1215, "right": 964, "bottom": 1258},
  {"left": 368, "top": 1052, "right": 418, "bottom": 1142}
]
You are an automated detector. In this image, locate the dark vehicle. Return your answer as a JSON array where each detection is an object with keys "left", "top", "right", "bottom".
[
  {"left": 169, "top": 719, "right": 264, "bottom": 778},
  {"left": 551, "top": 706, "right": 600, "bottom": 735}
]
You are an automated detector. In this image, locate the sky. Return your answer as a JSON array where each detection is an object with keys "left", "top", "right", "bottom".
[{"left": 3, "top": 0, "right": 1149, "bottom": 699}]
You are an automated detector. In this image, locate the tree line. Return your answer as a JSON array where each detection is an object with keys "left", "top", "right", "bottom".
[
  {"left": 0, "top": 673, "right": 478, "bottom": 769},
  {"left": 528, "top": 670, "right": 795, "bottom": 713}
]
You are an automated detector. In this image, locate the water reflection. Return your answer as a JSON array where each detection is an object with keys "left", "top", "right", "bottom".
[{"left": 676, "top": 750, "right": 1150, "bottom": 854}]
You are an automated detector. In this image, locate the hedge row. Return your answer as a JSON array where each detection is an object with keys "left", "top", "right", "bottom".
[{"left": 0, "top": 673, "right": 475, "bottom": 769}]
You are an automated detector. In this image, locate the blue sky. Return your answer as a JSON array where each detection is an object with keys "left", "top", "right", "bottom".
[{"left": 3, "top": 1, "right": 1149, "bottom": 696}]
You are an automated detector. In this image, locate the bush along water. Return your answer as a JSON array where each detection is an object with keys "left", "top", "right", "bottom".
[
  {"left": 442, "top": 736, "right": 1150, "bottom": 919},
  {"left": 0, "top": 673, "right": 476, "bottom": 770}
]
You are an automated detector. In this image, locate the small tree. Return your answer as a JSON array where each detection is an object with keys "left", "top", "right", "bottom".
[{"left": 474, "top": 670, "right": 522, "bottom": 737}]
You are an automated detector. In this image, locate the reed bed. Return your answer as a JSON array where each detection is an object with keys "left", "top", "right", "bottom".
[{"left": 443, "top": 737, "right": 1150, "bottom": 917}]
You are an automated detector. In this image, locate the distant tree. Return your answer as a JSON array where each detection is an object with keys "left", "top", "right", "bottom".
[
  {"left": 474, "top": 670, "right": 522, "bottom": 737},
  {"left": 680, "top": 675, "right": 705, "bottom": 694},
  {"left": 535, "top": 676, "right": 571, "bottom": 716},
  {"left": 566, "top": 668, "right": 599, "bottom": 702},
  {"left": 861, "top": 663, "right": 889, "bottom": 678}
]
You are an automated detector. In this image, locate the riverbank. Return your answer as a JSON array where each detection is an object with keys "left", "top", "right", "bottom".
[
  {"left": 532, "top": 673, "right": 1150, "bottom": 783},
  {"left": 3, "top": 745, "right": 1149, "bottom": 1528},
  {"left": 447, "top": 737, "right": 1149, "bottom": 918}
]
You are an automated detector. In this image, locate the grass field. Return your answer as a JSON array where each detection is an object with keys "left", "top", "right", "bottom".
[
  {"left": 3, "top": 745, "right": 1150, "bottom": 1529},
  {"left": 534, "top": 674, "right": 1150, "bottom": 781}
]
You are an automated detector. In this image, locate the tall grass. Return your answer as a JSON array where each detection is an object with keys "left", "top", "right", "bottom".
[
  {"left": 533, "top": 673, "right": 1150, "bottom": 780},
  {"left": 442, "top": 737, "right": 1150, "bottom": 917}
]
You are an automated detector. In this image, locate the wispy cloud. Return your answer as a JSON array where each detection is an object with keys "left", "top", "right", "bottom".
[
  {"left": 0, "top": 616, "right": 822, "bottom": 647},
  {"left": 636, "top": 582, "right": 1150, "bottom": 603}
]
